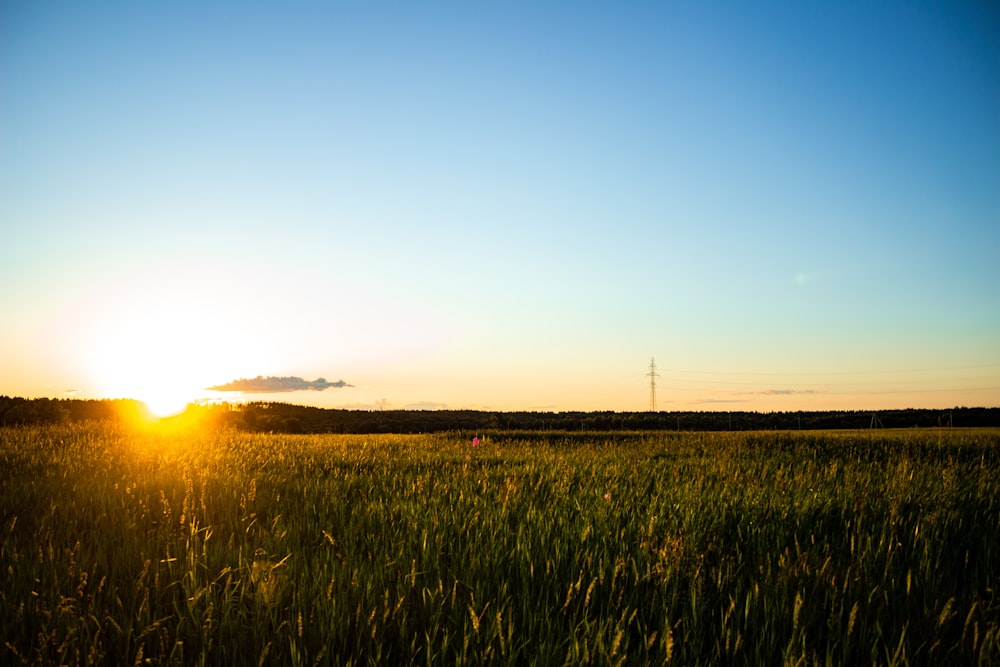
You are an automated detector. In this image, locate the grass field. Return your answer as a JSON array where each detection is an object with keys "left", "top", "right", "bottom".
[{"left": 1, "top": 423, "right": 998, "bottom": 665}]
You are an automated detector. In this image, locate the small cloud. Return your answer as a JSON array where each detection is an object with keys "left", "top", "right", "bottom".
[
  {"left": 64, "top": 389, "right": 80, "bottom": 395},
  {"left": 751, "top": 389, "right": 824, "bottom": 396},
  {"left": 207, "top": 376, "right": 352, "bottom": 393},
  {"left": 693, "top": 398, "right": 748, "bottom": 404},
  {"left": 334, "top": 402, "right": 383, "bottom": 410},
  {"left": 333, "top": 398, "right": 394, "bottom": 411},
  {"left": 403, "top": 401, "right": 448, "bottom": 410}
]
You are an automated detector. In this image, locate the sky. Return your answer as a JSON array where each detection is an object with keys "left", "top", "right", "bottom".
[{"left": 2, "top": 1, "right": 999, "bottom": 415}]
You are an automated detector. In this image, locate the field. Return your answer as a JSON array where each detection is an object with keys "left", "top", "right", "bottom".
[{"left": 1, "top": 423, "right": 998, "bottom": 665}]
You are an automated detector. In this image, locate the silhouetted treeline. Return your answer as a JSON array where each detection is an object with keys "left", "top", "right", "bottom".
[
  {"left": 228, "top": 403, "right": 1000, "bottom": 433},
  {"left": 0, "top": 396, "right": 153, "bottom": 426},
  {"left": 2, "top": 396, "right": 998, "bottom": 432}
]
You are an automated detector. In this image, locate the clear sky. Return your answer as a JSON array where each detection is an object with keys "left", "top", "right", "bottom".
[{"left": 2, "top": 1, "right": 999, "bottom": 415}]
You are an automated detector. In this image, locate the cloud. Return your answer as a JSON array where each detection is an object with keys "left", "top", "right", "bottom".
[
  {"left": 751, "top": 389, "right": 824, "bottom": 396},
  {"left": 207, "top": 376, "right": 353, "bottom": 393},
  {"left": 404, "top": 401, "right": 449, "bottom": 411}
]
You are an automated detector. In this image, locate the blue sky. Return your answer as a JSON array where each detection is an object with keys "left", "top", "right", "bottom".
[{"left": 2, "top": 1, "right": 998, "bottom": 413}]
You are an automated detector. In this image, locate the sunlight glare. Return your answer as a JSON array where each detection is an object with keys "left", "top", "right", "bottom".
[{"left": 88, "top": 308, "right": 255, "bottom": 417}]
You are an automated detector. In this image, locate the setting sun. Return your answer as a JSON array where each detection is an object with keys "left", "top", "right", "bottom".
[{"left": 86, "top": 308, "right": 253, "bottom": 417}]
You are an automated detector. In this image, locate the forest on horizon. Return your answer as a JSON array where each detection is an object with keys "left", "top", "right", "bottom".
[{"left": 2, "top": 395, "right": 998, "bottom": 433}]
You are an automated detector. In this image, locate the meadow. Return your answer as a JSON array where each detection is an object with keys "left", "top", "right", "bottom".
[{"left": 1, "top": 423, "right": 997, "bottom": 666}]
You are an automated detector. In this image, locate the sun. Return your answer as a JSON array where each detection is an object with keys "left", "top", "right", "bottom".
[
  {"left": 87, "top": 308, "right": 249, "bottom": 418},
  {"left": 136, "top": 384, "right": 197, "bottom": 419}
]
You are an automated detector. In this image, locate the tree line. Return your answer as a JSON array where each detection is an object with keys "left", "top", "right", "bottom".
[
  {"left": 2, "top": 396, "right": 997, "bottom": 432},
  {"left": 0, "top": 396, "right": 147, "bottom": 425}
]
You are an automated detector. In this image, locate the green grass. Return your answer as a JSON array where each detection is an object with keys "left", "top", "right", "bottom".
[{"left": 1, "top": 423, "right": 998, "bottom": 665}]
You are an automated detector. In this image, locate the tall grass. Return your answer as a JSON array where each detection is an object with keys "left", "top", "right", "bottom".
[{"left": 1, "top": 424, "right": 997, "bottom": 665}]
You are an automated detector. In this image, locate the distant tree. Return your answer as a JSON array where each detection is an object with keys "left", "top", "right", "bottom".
[
  {"left": 1, "top": 398, "right": 68, "bottom": 425},
  {"left": 243, "top": 408, "right": 259, "bottom": 430}
]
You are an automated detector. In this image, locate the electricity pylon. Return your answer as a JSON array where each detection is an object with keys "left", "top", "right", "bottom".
[{"left": 647, "top": 357, "right": 660, "bottom": 412}]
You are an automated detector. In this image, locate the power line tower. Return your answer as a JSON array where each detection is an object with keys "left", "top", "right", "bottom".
[{"left": 647, "top": 357, "right": 660, "bottom": 412}]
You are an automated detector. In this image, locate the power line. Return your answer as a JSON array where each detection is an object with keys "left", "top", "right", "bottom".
[
  {"left": 660, "top": 363, "right": 1000, "bottom": 377},
  {"left": 647, "top": 357, "right": 660, "bottom": 412}
]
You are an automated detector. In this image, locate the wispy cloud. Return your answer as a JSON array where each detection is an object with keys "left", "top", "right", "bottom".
[
  {"left": 751, "top": 389, "right": 824, "bottom": 396},
  {"left": 404, "top": 401, "right": 449, "bottom": 411},
  {"left": 207, "top": 376, "right": 353, "bottom": 393}
]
